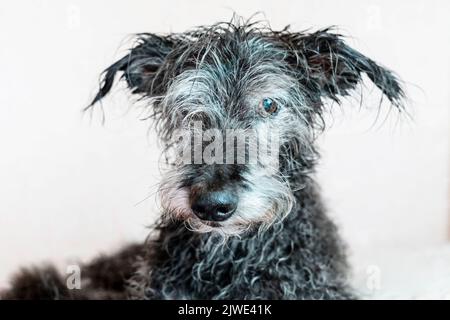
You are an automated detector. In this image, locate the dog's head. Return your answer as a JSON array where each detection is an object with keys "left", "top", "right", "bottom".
[{"left": 89, "top": 19, "right": 404, "bottom": 237}]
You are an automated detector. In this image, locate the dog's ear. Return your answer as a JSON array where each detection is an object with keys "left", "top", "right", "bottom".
[
  {"left": 287, "top": 29, "right": 404, "bottom": 108},
  {"left": 88, "top": 34, "right": 174, "bottom": 107}
]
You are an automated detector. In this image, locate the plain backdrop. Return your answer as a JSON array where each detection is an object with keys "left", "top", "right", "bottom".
[{"left": 0, "top": 0, "right": 449, "bottom": 293}]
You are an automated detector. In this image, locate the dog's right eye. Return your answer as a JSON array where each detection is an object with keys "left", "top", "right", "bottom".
[{"left": 259, "top": 98, "right": 278, "bottom": 116}]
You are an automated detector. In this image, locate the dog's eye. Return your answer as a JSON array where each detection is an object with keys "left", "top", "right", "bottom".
[{"left": 260, "top": 98, "right": 278, "bottom": 115}]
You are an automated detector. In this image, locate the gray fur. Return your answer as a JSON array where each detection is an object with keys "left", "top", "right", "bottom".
[{"left": 2, "top": 16, "right": 404, "bottom": 300}]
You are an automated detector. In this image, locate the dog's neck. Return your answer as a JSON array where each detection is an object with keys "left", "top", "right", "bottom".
[{"left": 136, "top": 175, "right": 349, "bottom": 299}]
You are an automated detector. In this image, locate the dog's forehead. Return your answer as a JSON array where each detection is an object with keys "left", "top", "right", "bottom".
[
  {"left": 169, "top": 35, "right": 293, "bottom": 111},
  {"left": 197, "top": 35, "right": 285, "bottom": 75}
]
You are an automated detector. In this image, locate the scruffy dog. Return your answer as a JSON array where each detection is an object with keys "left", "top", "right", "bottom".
[{"left": 2, "top": 18, "right": 404, "bottom": 300}]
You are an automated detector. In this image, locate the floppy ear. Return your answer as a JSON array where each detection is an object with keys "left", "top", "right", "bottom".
[
  {"left": 88, "top": 34, "right": 174, "bottom": 107},
  {"left": 292, "top": 29, "right": 404, "bottom": 108}
]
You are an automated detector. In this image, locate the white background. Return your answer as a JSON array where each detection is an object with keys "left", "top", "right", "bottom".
[{"left": 0, "top": 0, "right": 449, "bottom": 295}]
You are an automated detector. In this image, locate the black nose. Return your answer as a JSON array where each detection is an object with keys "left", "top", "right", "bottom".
[{"left": 191, "top": 191, "right": 238, "bottom": 222}]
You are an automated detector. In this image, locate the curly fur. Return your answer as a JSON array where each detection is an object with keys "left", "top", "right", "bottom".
[
  {"left": 128, "top": 182, "right": 352, "bottom": 299},
  {"left": 2, "top": 16, "right": 404, "bottom": 300},
  {"left": 1, "top": 244, "right": 142, "bottom": 300}
]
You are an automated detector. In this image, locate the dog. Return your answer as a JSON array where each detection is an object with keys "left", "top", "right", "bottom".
[{"left": 2, "top": 17, "right": 404, "bottom": 300}]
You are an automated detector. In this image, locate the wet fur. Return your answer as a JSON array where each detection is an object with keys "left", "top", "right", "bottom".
[{"left": 2, "top": 17, "right": 404, "bottom": 300}]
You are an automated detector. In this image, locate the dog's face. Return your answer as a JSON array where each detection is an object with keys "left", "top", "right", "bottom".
[{"left": 90, "top": 21, "right": 403, "bottom": 237}]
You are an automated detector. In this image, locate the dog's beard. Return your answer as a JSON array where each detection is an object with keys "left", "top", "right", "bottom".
[
  {"left": 159, "top": 185, "right": 254, "bottom": 236},
  {"left": 159, "top": 167, "right": 294, "bottom": 238}
]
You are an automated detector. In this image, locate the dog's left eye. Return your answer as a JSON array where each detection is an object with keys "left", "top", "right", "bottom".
[{"left": 260, "top": 98, "right": 278, "bottom": 115}]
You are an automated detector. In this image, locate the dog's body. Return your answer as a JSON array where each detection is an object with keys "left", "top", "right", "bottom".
[
  {"left": 2, "top": 18, "right": 404, "bottom": 300},
  {"left": 130, "top": 182, "right": 350, "bottom": 299},
  {"left": 3, "top": 182, "right": 350, "bottom": 299}
]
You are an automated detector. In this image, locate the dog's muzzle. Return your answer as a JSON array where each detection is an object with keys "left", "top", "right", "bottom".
[{"left": 191, "top": 190, "right": 238, "bottom": 222}]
